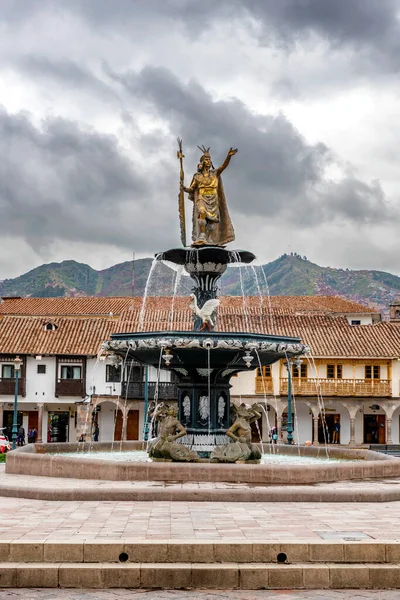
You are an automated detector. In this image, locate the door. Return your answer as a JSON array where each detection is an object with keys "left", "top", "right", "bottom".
[
  {"left": 364, "top": 414, "right": 386, "bottom": 444},
  {"left": 3, "top": 410, "right": 23, "bottom": 442},
  {"left": 377, "top": 415, "right": 386, "bottom": 444},
  {"left": 317, "top": 414, "right": 340, "bottom": 444},
  {"left": 48, "top": 412, "right": 69, "bottom": 443},
  {"left": 114, "top": 410, "right": 139, "bottom": 441},
  {"left": 28, "top": 412, "right": 38, "bottom": 430}
]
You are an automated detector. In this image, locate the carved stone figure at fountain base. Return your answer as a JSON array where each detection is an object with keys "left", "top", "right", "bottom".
[
  {"left": 148, "top": 403, "right": 200, "bottom": 462},
  {"left": 210, "top": 403, "right": 263, "bottom": 463}
]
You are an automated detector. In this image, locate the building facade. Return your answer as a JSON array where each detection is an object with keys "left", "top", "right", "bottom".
[{"left": 1, "top": 295, "right": 400, "bottom": 446}]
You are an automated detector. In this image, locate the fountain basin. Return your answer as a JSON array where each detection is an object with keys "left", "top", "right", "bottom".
[{"left": 6, "top": 443, "right": 400, "bottom": 485}]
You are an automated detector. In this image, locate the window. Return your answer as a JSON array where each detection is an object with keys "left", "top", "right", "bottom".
[
  {"left": 327, "top": 364, "right": 343, "bottom": 379},
  {"left": 37, "top": 365, "right": 46, "bottom": 374},
  {"left": 1, "top": 365, "right": 14, "bottom": 378},
  {"left": 257, "top": 365, "right": 271, "bottom": 377},
  {"left": 106, "top": 365, "right": 121, "bottom": 383},
  {"left": 60, "top": 365, "right": 81, "bottom": 380},
  {"left": 44, "top": 322, "right": 57, "bottom": 331},
  {"left": 365, "top": 365, "right": 380, "bottom": 380},
  {"left": 351, "top": 320, "right": 361, "bottom": 326},
  {"left": 292, "top": 363, "right": 307, "bottom": 378}
]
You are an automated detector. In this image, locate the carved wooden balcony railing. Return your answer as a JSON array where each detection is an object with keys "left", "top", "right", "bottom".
[
  {"left": 255, "top": 377, "right": 274, "bottom": 395},
  {"left": 121, "top": 381, "right": 178, "bottom": 400},
  {"left": 55, "top": 379, "right": 85, "bottom": 397},
  {"left": 0, "top": 378, "right": 26, "bottom": 397},
  {"left": 280, "top": 378, "right": 391, "bottom": 397}
]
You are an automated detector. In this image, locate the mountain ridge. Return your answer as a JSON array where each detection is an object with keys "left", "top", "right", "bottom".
[{"left": 1, "top": 253, "right": 400, "bottom": 313}]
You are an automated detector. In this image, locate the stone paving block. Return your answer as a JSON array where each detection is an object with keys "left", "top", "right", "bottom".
[
  {"left": 140, "top": 563, "right": 192, "bottom": 588},
  {"left": 302, "top": 564, "right": 330, "bottom": 589},
  {"left": 309, "top": 542, "right": 345, "bottom": 562},
  {"left": 44, "top": 542, "right": 83, "bottom": 563},
  {"left": 328, "top": 563, "right": 370, "bottom": 589},
  {"left": 191, "top": 563, "right": 238, "bottom": 588},
  {"left": 369, "top": 564, "right": 400, "bottom": 588},
  {"left": 280, "top": 542, "right": 309, "bottom": 563},
  {"left": 124, "top": 542, "right": 168, "bottom": 563},
  {"left": 9, "top": 542, "right": 43, "bottom": 562},
  {"left": 386, "top": 543, "right": 400, "bottom": 563},
  {"left": 167, "top": 541, "right": 214, "bottom": 563},
  {"left": 59, "top": 563, "right": 103, "bottom": 588},
  {"left": 213, "top": 542, "right": 253, "bottom": 563},
  {"left": 83, "top": 542, "right": 123, "bottom": 563},
  {"left": 267, "top": 564, "right": 304, "bottom": 589},
  {"left": 16, "top": 563, "right": 59, "bottom": 588},
  {"left": 0, "top": 563, "right": 18, "bottom": 587},
  {"left": 239, "top": 564, "right": 269, "bottom": 589},
  {"left": 101, "top": 563, "right": 140, "bottom": 588},
  {"left": 252, "top": 543, "right": 280, "bottom": 563},
  {"left": 344, "top": 542, "right": 386, "bottom": 563}
]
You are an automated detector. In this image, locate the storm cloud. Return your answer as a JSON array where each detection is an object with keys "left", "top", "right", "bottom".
[{"left": 0, "top": 0, "right": 399, "bottom": 277}]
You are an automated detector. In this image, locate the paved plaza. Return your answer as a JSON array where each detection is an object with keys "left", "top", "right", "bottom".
[
  {"left": 0, "top": 589, "right": 396, "bottom": 598},
  {"left": 1, "top": 496, "right": 400, "bottom": 542}
]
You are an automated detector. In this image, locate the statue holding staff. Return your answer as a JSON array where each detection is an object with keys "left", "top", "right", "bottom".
[{"left": 180, "top": 145, "right": 238, "bottom": 247}]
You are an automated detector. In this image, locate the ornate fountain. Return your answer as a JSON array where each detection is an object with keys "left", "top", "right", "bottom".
[{"left": 104, "top": 143, "right": 308, "bottom": 462}]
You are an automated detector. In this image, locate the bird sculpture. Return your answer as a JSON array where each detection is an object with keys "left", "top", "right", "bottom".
[{"left": 189, "top": 294, "right": 220, "bottom": 331}]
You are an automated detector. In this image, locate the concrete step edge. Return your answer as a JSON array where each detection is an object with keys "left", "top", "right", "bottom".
[
  {"left": 4, "top": 540, "right": 398, "bottom": 564},
  {"left": 1, "top": 562, "right": 400, "bottom": 589},
  {"left": 0, "top": 484, "right": 398, "bottom": 502}
]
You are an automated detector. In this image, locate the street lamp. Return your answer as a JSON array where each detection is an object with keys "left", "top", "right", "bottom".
[
  {"left": 284, "top": 357, "right": 303, "bottom": 445},
  {"left": 12, "top": 356, "right": 22, "bottom": 450}
]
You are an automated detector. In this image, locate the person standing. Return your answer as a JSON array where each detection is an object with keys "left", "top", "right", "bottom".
[{"left": 332, "top": 419, "right": 341, "bottom": 444}]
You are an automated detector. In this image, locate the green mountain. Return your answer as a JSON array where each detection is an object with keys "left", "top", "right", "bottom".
[{"left": 1, "top": 253, "right": 400, "bottom": 311}]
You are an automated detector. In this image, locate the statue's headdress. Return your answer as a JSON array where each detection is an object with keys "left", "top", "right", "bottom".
[{"left": 197, "top": 145, "right": 214, "bottom": 168}]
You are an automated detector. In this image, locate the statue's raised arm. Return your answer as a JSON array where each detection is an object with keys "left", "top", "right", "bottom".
[
  {"left": 180, "top": 145, "right": 236, "bottom": 247},
  {"left": 216, "top": 147, "right": 238, "bottom": 177}
]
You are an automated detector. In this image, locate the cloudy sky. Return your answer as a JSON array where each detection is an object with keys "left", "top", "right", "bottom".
[{"left": 1, "top": 0, "right": 400, "bottom": 279}]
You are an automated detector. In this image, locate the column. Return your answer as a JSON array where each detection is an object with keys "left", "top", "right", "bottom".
[
  {"left": 387, "top": 418, "right": 393, "bottom": 444},
  {"left": 313, "top": 417, "right": 319, "bottom": 445},
  {"left": 277, "top": 415, "right": 282, "bottom": 443},
  {"left": 349, "top": 418, "right": 356, "bottom": 446},
  {"left": 122, "top": 414, "right": 128, "bottom": 441},
  {"left": 37, "top": 403, "right": 44, "bottom": 443},
  {"left": 0, "top": 404, "right": 3, "bottom": 430}
]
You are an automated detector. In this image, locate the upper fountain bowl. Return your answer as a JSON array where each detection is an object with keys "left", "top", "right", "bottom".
[{"left": 157, "top": 246, "right": 256, "bottom": 267}]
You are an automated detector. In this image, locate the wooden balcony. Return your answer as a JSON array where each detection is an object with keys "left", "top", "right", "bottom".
[
  {"left": 55, "top": 378, "right": 85, "bottom": 397},
  {"left": 280, "top": 378, "right": 392, "bottom": 397},
  {"left": 0, "top": 378, "right": 26, "bottom": 397},
  {"left": 121, "top": 381, "right": 178, "bottom": 400},
  {"left": 255, "top": 377, "right": 274, "bottom": 395}
]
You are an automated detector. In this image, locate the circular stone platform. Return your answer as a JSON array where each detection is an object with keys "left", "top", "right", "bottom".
[{"left": 6, "top": 443, "right": 400, "bottom": 488}]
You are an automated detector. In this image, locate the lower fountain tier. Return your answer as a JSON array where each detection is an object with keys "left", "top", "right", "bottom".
[{"left": 105, "top": 331, "right": 309, "bottom": 376}]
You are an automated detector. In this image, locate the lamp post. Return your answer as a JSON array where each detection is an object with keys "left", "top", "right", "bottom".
[
  {"left": 284, "top": 357, "right": 302, "bottom": 445},
  {"left": 12, "top": 356, "right": 22, "bottom": 450},
  {"left": 143, "top": 365, "right": 150, "bottom": 441}
]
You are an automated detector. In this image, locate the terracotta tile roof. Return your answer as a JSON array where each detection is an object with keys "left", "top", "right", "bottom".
[
  {"left": 0, "top": 295, "right": 390, "bottom": 358},
  {"left": 114, "top": 297, "right": 399, "bottom": 359},
  {"left": 0, "top": 294, "right": 376, "bottom": 317},
  {"left": 0, "top": 297, "right": 135, "bottom": 317},
  {"left": 0, "top": 316, "right": 115, "bottom": 355}
]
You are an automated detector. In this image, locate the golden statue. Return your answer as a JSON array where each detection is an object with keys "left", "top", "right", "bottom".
[{"left": 180, "top": 145, "right": 237, "bottom": 246}]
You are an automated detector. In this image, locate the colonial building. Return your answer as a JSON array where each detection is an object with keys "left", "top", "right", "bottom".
[{"left": 1, "top": 294, "right": 400, "bottom": 446}]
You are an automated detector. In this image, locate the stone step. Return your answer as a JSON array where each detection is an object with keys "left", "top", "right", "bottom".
[
  {"left": 1, "top": 562, "right": 400, "bottom": 589},
  {"left": 3, "top": 540, "right": 400, "bottom": 564}
]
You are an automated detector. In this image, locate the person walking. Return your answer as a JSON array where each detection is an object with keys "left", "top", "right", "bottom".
[
  {"left": 17, "top": 425, "right": 25, "bottom": 446},
  {"left": 93, "top": 424, "right": 99, "bottom": 442}
]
